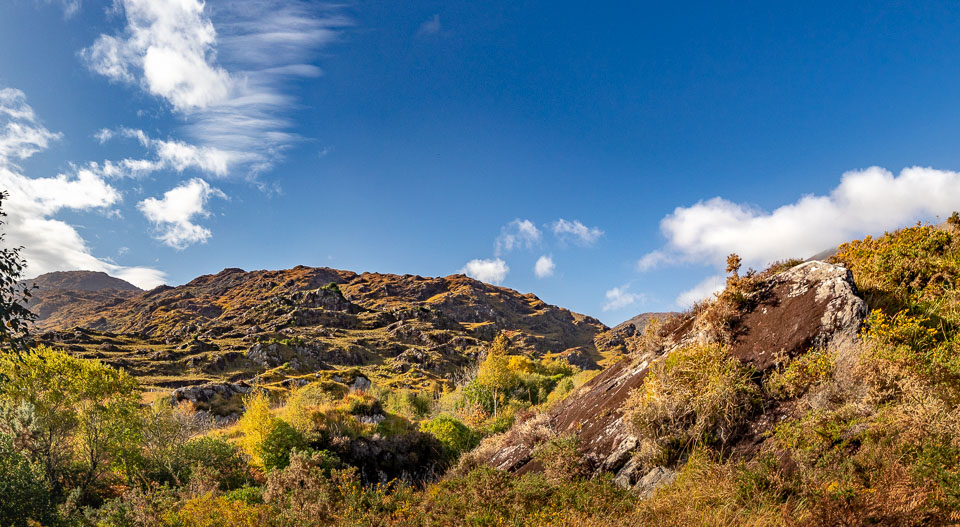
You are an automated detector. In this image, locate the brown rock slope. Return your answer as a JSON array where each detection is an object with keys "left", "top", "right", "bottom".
[
  {"left": 480, "top": 261, "right": 867, "bottom": 489},
  {"left": 33, "top": 267, "right": 608, "bottom": 393}
]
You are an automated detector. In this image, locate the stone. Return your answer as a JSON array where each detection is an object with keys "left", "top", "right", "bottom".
[
  {"left": 350, "top": 375, "right": 371, "bottom": 392},
  {"left": 635, "top": 466, "right": 677, "bottom": 498}
]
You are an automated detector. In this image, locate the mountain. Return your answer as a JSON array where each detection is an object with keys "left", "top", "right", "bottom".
[
  {"left": 26, "top": 270, "right": 142, "bottom": 292},
  {"left": 34, "top": 266, "right": 608, "bottom": 395},
  {"left": 594, "top": 311, "right": 679, "bottom": 354},
  {"left": 25, "top": 271, "right": 142, "bottom": 324}
]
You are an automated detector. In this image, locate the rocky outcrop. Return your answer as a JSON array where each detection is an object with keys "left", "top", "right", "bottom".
[
  {"left": 726, "top": 261, "right": 867, "bottom": 372},
  {"left": 170, "top": 381, "right": 253, "bottom": 419},
  {"left": 479, "top": 261, "right": 867, "bottom": 494}
]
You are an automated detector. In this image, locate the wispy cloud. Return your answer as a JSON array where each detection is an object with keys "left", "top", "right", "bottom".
[
  {"left": 495, "top": 218, "right": 542, "bottom": 255},
  {"left": 0, "top": 87, "right": 165, "bottom": 288},
  {"left": 553, "top": 218, "right": 603, "bottom": 245},
  {"left": 459, "top": 258, "right": 509, "bottom": 285},
  {"left": 82, "top": 0, "right": 350, "bottom": 180},
  {"left": 41, "top": 0, "right": 82, "bottom": 18},
  {"left": 676, "top": 274, "right": 726, "bottom": 308},
  {"left": 603, "top": 285, "right": 644, "bottom": 312},
  {"left": 416, "top": 14, "right": 441, "bottom": 37},
  {"left": 639, "top": 166, "right": 960, "bottom": 274},
  {"left": 138, "top": 178, "right": 226, "bottom": 249}
]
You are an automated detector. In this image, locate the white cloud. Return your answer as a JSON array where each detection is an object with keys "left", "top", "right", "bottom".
[
  {"left": 636, "top": 249, "right": 672, "bottom": 271},
  {"left": 534, "top": 255, "right": 555, "bottom": 278},
  {"left": 0, "top": 89, "right": 62, "bottom": 164},
  {"left": 603, "top": 285, "right": 644, "bottom": 312},
  {"left": 459, "top": 258, "right": 509, "bottom": 285},
  {"left": 495, "top": 218, "right": 542, "bottom": 255},
  {"left": 82, "top": 0, "right": 230, "bottom": 111},
  {"left": 0, "top": 88, "right": 165, "bottom": 288},
  {"left": 94, "top": 127, "right": 235, "bottom": 178},
  {"left": 82, "top": 0, "right": 350, "bottom": 179},
  {"left": 416, "top": 14, "right": 441, "bottom": 37},
  {"left": 138, "top": 178, "right": 226, "bottom": 249},
  {"left": 553, "top": 218, "right": 603, "bottom": 245},
  {"left": 641, "top": 166, "right": 960, "bottom": 273},
  {"left": 676, "top": 274, "right": 726, "bottom": 308}
]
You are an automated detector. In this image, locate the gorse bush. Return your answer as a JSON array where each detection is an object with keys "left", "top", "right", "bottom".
[{"left": 626, "top": 342, "right": 760, "bottom": 467}]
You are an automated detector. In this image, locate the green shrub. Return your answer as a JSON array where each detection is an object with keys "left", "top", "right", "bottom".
[
  {"left": 182, "top": 437, "right": 251, "bottom": 491},
  {"left": 765, "top": 348, "right": 834, "bottom": 399},
  {"left": 0, "top": 433, "right": 57, "bottom": 527},
  {"left": 626, "top": 343, "right": 760, "bottom": 466},
  {"left": 532, "top": 435, "right": 591, "bottom": 483},
  {"left": 259, "top": 420, "right": 306, "bottom": 471},
  {"left": 420, "top": 415, "right": 477, "bottom": 457}
]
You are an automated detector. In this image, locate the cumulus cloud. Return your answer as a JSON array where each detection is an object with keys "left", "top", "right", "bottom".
[
  {"left": 138, "top": 178, "right": 226, "bottom": 249},
  {"left": 675, "top": 274, "right": 726, "bottom": 308},
  {"left": 82, "top": 0, "right": 350, "bottom": 178},
  {"left": 603, "top": 285, "right": 644, "bottom": 312},
  {"left": 459, "top": 258, "right": 509, "bottom": 285},
  {"left": 553, "top": 218, "right": 603, "bottom": 245},
  {"left": 534, "top": 255, "right": 555, "bottom": 278},
  {"left": 495, "top": 219, "right": 542, "bottom": 255},
  {"left": 82, "top": 0, "right": 230, "bottom": 111},
  {"left": 0, "top": 88, "right": 165, "bottom": 288},
  {"left": 640, "top": 166, "right": 960, "bottom": 274}
]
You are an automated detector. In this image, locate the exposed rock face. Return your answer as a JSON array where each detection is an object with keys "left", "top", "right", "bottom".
[
  {"left": 171, "top": 381, "right": 252, "bottom": 408},
  {"left": 726, "top": 261, "right": 868, "bottom": 372},
  {"left": 480, "top": 261, "right": 867, "bottom": 494}
]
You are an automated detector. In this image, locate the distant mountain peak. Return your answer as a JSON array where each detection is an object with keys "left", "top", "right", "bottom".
[{"left": 26, "top": 270, "right": 142, "bottom": 292}]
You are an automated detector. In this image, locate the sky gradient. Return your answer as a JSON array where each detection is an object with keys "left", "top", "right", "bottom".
[{"left": 2, "top": 1, "right": 960, "bottom": 325}]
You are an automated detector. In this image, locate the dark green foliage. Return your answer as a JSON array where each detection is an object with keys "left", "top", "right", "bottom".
[
  {"left": 182, "top": 436, "right": 251, "bottom": 491},
  {"left": 259, "top": 420, "right": 307, "bottom": 471},
  {"left": 0, "top": 432, "right": 57, "bottom": 527},
  {"left": 0, "top": 191, "right": 36, "bottom": 350}
]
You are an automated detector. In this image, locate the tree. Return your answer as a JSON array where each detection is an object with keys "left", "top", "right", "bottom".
[
  {"left": 238, "top": 391, "right": 277, "bottom": 468},
  {"left": 0, "top": 345, "right": 142, "bottom": 498},
  {"left": 0, "top": 191, "right": 36, "bottom": 350},
  {"left": 476, "top": 333, "right": 517, "bottom": 417}
]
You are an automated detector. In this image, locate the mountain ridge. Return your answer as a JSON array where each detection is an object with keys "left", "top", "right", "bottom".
[{"left": 32, "top": 266, "right": 611, "bottom": 395}]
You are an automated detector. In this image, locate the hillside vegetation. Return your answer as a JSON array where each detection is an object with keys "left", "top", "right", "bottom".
[
  {"left": 31, "top": 266, "right": 608, "bottom": 402},
  {"left": 5, "top": 219, "right": 960, "bottom": 525}
]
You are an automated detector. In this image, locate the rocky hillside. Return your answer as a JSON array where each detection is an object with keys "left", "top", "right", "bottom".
[
  {"left": 25, "top": 271, "right": 142, "bottom": 323},
  {"left": 26, "top": 270, "right": 141, "bottom": 292},
  {"left": 33, "top": 266, "right": 608, "bottom": 398},
  {"left": 475, "top": 260, "right": 868, "bottom": 494},
  {"left": 594, "top": 311, "right": 679, "bottom": 354}
]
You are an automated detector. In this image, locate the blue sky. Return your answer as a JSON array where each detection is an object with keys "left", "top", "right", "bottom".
[{"left": 3, "top": 1, "right": 960, "bottom": 325}]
